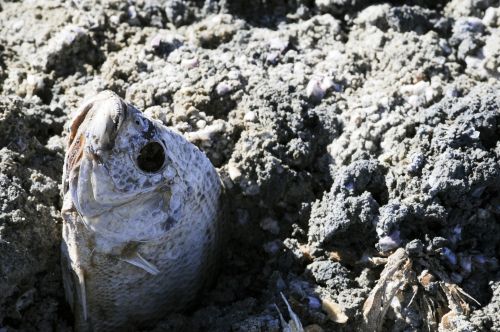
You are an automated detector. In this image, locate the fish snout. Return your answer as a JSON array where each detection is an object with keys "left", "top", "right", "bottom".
[{"left": 85, "top": 91, "right": 127, "bottom": 161}]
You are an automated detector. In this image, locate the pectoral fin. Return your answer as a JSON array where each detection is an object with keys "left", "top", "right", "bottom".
[{"left": 121, "top": 252, "right": 160, "bottom": 275}]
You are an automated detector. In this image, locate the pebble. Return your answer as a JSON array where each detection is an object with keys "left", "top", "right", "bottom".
[
  {"left": 196, "top": 119, "right": 207, "bottom": 129},
  {"left": 268, "top": 37, "right": 289, "bottom": 52},
  {"left": 181, "top": 57, "right": 199, "bottom": 68},
  {"left": 407, "top": 152, "right": 425, "bottom": 173},
  {"left": 149, "top": 33, "right": 183, "bottom": 56},
  {"left": 227, "top": 162, "right": 242, "bottom": 181},
  {"left": 266, "top": 51, "right": 280, "bottom": 65},
  {"left": 377, "top": 230, "right": 401, "bottom": 252},
  {"left": 243, "top": 111, "right": 257, "bottom": 123},
  {"left": 216, "top": 82, "right": 232, "bottom": 96},
  {"left": 405, "top": 239, "right": 423, "bottom": 256},
  {"left": 55, "top": 25, "right": 87, "bottom": 47},
  {"left": 25, "top": 74, "right": 44, "bottom": 96},
  {"left": 321, "top": 297, "right": 348, "bottom": 324},
  {"left": 483, "top": 7, "right": 499, "bottom": 27},
  {"left": 306, "top": 76, "right": 334, "bottom": 101}
]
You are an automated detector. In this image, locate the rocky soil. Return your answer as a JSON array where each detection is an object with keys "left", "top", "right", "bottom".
[{"left": 0, "top": 0, "right": 499, "bottom": 331}]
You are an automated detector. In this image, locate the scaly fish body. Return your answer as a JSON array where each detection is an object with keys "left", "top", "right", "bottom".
[{"left": 61, "top": 91, "right": 221, "bottom": 331}]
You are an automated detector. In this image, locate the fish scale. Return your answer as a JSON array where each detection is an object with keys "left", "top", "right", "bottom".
[{"left": 61, "top": 91, "right": 222, "bottom": 331}]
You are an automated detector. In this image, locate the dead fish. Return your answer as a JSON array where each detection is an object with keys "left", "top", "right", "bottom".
[{"left": 61, "top": 91, "right": 222, "bottom": 331}]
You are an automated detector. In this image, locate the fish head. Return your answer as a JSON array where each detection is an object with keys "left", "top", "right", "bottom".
[{"left": 63, "top": 91, "right": 183, "bottom": 249}]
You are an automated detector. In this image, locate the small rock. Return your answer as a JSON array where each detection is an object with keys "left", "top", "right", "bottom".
[
  {"left": 24, "top": 74, "right": 45, "bottom": 97},
  {"left": 450, "top": 17, "right": 485, "bottom": 46},
  {"left": 185, "top": 121, "right": 225, "bottom": 143},
  {"left": 227, "top": 162, "right": 242, "bottom": 181},
  {"left": 243, "top": 111, "right": 257, "bottom": 123},
  {"left": 149, "top": 33, "right": 184, "bottom": 56},
  {"left": 407, "top": 152, "right": 425, "bottom": 173},
  {"left": 306, "top": 78, "right": 324, "bottom": 100},
  {"left": 377, "top": 230, "right": 401, "bottom": 252},
  {"left": 266, "top": 51, "right": 281, "bottom": 65},
  {"left": 227, "top": 70, "right": 241, "bottom": 80},
  {"left": 400, "top": 81, "right": 435, "bottom": 107},
  {"left": 321, "top": 297, "right": 348, "bottom": 324},
  {"left": 430, "top": 237, "right": 448, "bottom": 250},
  {"left": 268, "top": 37, "right": 289, "bottom": 52},
  {"left": 195, "top": 120, "right": 207, "bottom": 129},
  {"left": 165, "top": 0, "right": 189, "bottom": 27},
  {"left": 483, "top": 7, "right": 499, "bottom": 27},
  {"left": 306, "top": 76, "right": 334, "bottom": 101},
  {"left": 127, "top": 5, "right": 139, "bottom": 24},
  {"left": 216, "top": 82, "right": 232, "bottom": 96},
  {"left": 109, "top": 15, "right": 121, "bottom": 26},
  {"left": 181, "top": 57, "right": 199, "bottom": 68},
  {"left": 33, "top": 25, "right": 89, "bottom": 73},
  {"left": 405, "top": 239, "right": 424, "bottom": 256}
]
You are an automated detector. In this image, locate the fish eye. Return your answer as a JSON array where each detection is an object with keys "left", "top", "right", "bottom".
[{"left": 137, "top": 141, "right": 165, "bottom": 173}]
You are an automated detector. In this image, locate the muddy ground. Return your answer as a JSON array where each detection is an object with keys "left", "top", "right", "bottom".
[{"left": 0, "top": 0, "right": 499, "bottom": 331}]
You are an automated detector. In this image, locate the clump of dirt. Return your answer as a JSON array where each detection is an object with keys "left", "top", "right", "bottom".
[{"left": 0, "top": 0, "right": 498, "bottom": 331}]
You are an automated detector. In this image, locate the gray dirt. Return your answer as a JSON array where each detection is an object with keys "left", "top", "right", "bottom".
[{"left": 0, "top": 0, "right": 499, "bottom": 331}]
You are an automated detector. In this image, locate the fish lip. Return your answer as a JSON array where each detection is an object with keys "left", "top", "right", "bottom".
[
  {"left": 68, "top": 91, "right": 125, "bottom": 148},
  {"left": 65, "top": 91, "right": 128, "bottom": 183},
  {"left": 84, "top": 95, "right": 127, "bottom": 156}
]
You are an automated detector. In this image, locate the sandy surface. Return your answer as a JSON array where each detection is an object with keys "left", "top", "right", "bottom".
[{"left": 0, "top": 0, "right": 499, "bottom": 331}]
